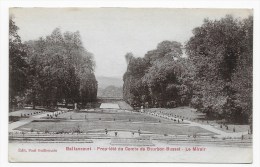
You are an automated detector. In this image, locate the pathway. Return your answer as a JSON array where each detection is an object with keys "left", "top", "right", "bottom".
[
  {"left": 183, "top": 119, "right": 248, "bottom": 138},
  {"left": 144, "top": 112, "right": 248, "bottom": 138}
]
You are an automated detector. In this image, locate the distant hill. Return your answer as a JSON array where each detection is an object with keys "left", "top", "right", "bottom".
[
  {"left": 97, "top": 85, "right": 123, "bottom": 98},
  {"left": 96, "top": 76, "right": 123, "bottom": 89}
]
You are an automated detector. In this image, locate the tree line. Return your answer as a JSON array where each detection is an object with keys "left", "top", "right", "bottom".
[
  {"left": 9, "top": 17, "right": 97, "bottom": 109},
  {"left": 98, "top": 86, "right": 123, "bottom": 98},
  {"left": 123, "top": 15, "right": 253, "bottom": 124}
]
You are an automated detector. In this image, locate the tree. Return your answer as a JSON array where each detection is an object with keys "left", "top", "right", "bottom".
[
  {"left": 123, "top": 40, "right": 192, "bottom": 108},
  {"left": 186, "top": 15, "right": 253, "bottom": 123},
  {"left": 9, "top": 17, "right": 28, "bottom": 109},
  {"left": 24, "top": 28, "right": 97, "bottom": 108},
  {"left": 123, "top": 54, "right": 149, "bottom": 106}
]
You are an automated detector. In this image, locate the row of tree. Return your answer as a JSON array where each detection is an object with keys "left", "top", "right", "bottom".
[
  {"left": 9, "top": 17, "right": 97, "bottom": 109},
  {"left": 98, "top": 85, "right": 123, "bottom": 98},
  {"left": 123, "top": 41, "right": 193, "bottom": 108},
  {"left": 123, "top": 15, "right": 253, "bottom": 124}
]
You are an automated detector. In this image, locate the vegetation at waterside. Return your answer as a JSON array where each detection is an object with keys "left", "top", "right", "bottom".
[{"left": 123, "top": 15, "right": 253, "bottom": 124}]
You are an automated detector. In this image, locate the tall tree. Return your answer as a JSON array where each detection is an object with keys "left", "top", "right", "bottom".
[
  {"left": 123, "top": 40, "right": 192, "bottom": 108},
  {"left": 9, "top": 17, "right": 28, "bottom": 109},
  {"left": 25, "top": 28, "right": 97, "bottom": 107},
  {"left": 186, "top": 15, "right": 253, "bottom": 123}
]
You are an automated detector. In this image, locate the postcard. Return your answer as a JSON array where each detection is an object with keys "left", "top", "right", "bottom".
[{"left": 8, "top": 8, "right": 253, "bottom": 163}]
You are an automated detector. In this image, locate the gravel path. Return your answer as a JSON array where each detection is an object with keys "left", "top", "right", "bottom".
[
  {"left": 145, "top": 112, "right": 248, "bottom": 138},
  {"left": 183, "top": 120, "right": 248, "bottom": 138}
]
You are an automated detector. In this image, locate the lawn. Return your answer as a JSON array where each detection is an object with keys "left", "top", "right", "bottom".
[
  {"left": 17, "top": 120, "right": 213, "bottom": 136},
  {"left": 145, "top": 107, "right": 250, "bottom": 133},
  {"left": 145, "top": 107, "right": 205, "bottom": 120},
  {"left": 16, "top": 110, "right": 214, "bottom": 136},
  {"left": 117, "top": 101, "right": 133, "bottom": 110},
  {"left": 55, "top": 111, "right": 173, "bottom": 123}
]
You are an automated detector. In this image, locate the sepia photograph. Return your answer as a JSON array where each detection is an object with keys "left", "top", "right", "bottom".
[{"left": 8, "top": 7, "right": 253, "bottom": 163}]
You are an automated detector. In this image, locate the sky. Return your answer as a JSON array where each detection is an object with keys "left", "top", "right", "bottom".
[{"left": 10, "top": 8, "right": 252, "bottom": 78}]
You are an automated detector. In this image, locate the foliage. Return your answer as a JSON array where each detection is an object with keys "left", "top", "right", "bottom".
[
  {"left": 24, "top": 28, "right": 97, "bottom": 107},
  {"left": 9, "top": 17, "right": 29, "bottom": 108},
  {"left": 123, "top": 15, "right": 253, "bottom": 124},
  {"left": 185, "top": 15, "right": 253, "bottom": 123},
  {"left": 123, "top": 41, "right": 193, "bottom": 108},
  {"left": 9, "top": 19, "right": 97, "bottom": 108},
  {"left": 98, "top": 85, "right": 123, "bottom": 98}
]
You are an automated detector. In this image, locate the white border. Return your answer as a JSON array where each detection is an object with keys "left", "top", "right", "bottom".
[{"left": 1, "top": 0, "right": 259, "bottom": 167}]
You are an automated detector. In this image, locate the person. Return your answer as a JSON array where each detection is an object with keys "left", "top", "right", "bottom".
[{"left": 115, "top": 131, "right": 118, "bottom": 137}]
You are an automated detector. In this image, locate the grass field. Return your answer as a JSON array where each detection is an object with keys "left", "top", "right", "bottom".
[
  {"left": 17, "top": 120, "right": 212, "bottom": 136},
  {"left": 117, "top": 101, "right": 133, "bottom": 110},
  {"left": 11, "top": 104, "right": 249, "bottom": 138},
  {"left": 145, "top": 107, "right": 204, "bottom": 120},
  {"left": 55, "top": 111, "right": 172, "bottom": 123},
  {"left": 16, "top": 111, "right": 214, "bottom": 136},
  {"left": 145, "top": 107, "right": 250, "bottom": 133}
]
